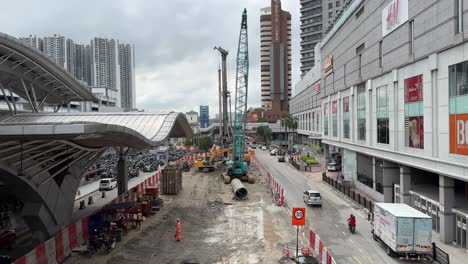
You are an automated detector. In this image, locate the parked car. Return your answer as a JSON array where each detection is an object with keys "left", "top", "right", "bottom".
[
  {"left": 303, "top": 190, "right": 322, "bottom": 207},
  {"left": 327, "top": 162, "right": 342, "bottom": 172},
  {"left": 278, "top": 155, "right": 285, "bottom": 162},
  {"left": 0, "top": 229, "right": 15, "bottom": 249},
  {"left": 261, "top": 146, "right": 267, "bottom": 150},
  {"left": 99, "top": 178, "right": 117, "bottom": 191},
  {"left": 270, "top": 149, "right": 278, "bottom": 156}
]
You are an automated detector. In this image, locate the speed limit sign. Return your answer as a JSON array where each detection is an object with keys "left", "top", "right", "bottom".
[{"left": 292, "top": 207, "right": 306, "bottom": 226}]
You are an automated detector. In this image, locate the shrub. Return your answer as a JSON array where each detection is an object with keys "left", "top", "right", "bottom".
[{"left": 300, "top": 154, "right": 319, "bottom": 165}]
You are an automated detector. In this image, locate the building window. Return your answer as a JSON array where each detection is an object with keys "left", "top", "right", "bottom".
[
  {"left": 357, "top": 83, "right": 366, "bottom": 141},
  {"left": 377, "top": 86, "right": 389, "bottom": 144},
  {"left": 404, "top": 75, "right": 424, "bottom": 149},
  {"left": 343, "top": 96, "right": 350, "bottom": 138},
  {"left": 358, "top": 54, "right": 362, "bottom": 79},
  {"left": 409, "top": 20, "right": 414, "bottom": 55},
  {"left": 329, "top": 12, "right": 333, "bottom": 18},
  {"left": 336, "top": 1, "right": 341, "bottom": 7},
  {"left": 332, "top": 100, "right": 338, "bottom": 137},
  {"left": 449, "top": 61, "right": 468, "bottom": 155},
  {"left": 379, "top": 41, "right": 383, "bottom": 67},
  {"left": 323, "top": 103, "right": 329, "bottom": 136},
  {"left": 455, "top": 0, "right": 463, "bottom": 34},
  {"left": 329, "top": 3, "right": 333, "bottom": 9},
  {"left": 356, "top": 6, "right": 364, "bottom": 19}
]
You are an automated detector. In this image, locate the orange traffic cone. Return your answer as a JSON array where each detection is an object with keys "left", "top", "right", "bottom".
[{"left": 76, "top": 190, "right": 81, "bottom": 196}]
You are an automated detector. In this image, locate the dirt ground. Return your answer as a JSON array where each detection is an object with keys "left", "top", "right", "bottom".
[{"left": 64, "top": 163, "right": 300, "bottom": 264}]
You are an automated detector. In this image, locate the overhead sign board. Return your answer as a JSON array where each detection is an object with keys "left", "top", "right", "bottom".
[
  {"left": 292, "top": 207, "right": 306, "bottom": 226},
  {"left": 382, "top": 0, "right": 408, "bottom": 37}
]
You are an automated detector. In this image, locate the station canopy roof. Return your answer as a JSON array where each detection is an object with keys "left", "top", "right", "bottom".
[{"left": 0, "top": 112, "right": 193, "bottom": 149}]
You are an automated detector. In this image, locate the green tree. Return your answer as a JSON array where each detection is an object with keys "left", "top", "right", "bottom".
[
  {"left": 257, "top": 117, "right": 268, "bottom": 123},
  {"left": 184, "top": 137, "right": 193, "bottom": 146},
  {"left": 198, "top": 136, "right": 213, "bottom": 152},
  {"left": 256, "top": 126, "right": 272, "bottom": 145},
  {"left": 280, "top": 113, "right": 298, "bottom": 151}
]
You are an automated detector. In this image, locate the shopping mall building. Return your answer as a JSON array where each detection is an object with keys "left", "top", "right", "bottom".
[{"left": 292, "top": 0, "right": 468, "bottom": 248}]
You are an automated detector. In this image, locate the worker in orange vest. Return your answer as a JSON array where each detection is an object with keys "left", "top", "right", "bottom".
[
  {"left": 175, "top": 218, "right": 181, "bottom": 241},
  {"left": 137, "top": 209, "right": 143, "bottom": 230}
]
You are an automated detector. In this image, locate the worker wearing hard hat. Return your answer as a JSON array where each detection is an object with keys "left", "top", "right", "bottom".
[{"left": 175, "top": 218, "right": 181, "bottom": 241}]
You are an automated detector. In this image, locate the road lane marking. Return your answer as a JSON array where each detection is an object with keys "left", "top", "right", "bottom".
[
  {"left": 358, "top": 248, "right": 363, "bottom": 253},
  {"left": 335, "top": 224, "right": 339, "bottom": 228},
  {"left": 349, "top": 239, "right": 354, "bottom": 244},
  {"left": 367, "top": 257, "right": 374, "bottom": 263},
  {"left": 342, "top": 231, "right": 346, "bottom": 235},
  {"left": 353, "top": 256, "right": 362, "bottom": 264}
]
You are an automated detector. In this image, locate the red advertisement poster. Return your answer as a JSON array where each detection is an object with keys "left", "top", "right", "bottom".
[
  {"left": 404, "top": 75, "right": 423, "bottom": 103},
  {"left": 450, "top": 114, "right": 468, "bottom": 155},
  {"left": 343, "top": 97, "right": 349, "bottom": 112},
  {"left": 407, "top": 116, "right": 424, "bottom": 148},
  {"left": 316, "top": 83, "right": 321, "bottom": 93},
  {"left": 323, "top": 103, "right": 328, "bottom": 115},
  {"left": 332, "top": 100, "right": 338, "bottom": 114}
]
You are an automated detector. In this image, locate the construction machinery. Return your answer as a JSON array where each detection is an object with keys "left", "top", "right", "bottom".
[
  {"left": 194, "top": 147, "right": 232, "bottom": 173},
  {"left": 223, "top": 9, "right": 255, "bottom": 184}
]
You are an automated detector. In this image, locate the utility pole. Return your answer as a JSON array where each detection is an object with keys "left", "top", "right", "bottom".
[
  {"left": 217, "top": 66, "right": 223, "bottom": 140},
  {"left": 214, "top": 46, "right": 229, "bottom": 148}
]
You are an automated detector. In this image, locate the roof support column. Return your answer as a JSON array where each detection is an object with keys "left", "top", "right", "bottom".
[{"left": 117, "top": 148, "right": 129, "bottom": 196}]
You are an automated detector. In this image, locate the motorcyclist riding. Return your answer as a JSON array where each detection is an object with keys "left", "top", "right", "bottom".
[{"left": 348, "top": 214, "right": 356, "bottom": 233}]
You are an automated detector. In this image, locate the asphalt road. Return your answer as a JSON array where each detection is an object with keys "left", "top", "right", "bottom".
[{"left": 255, "top": 150, "right": 427, "bottom": 264}]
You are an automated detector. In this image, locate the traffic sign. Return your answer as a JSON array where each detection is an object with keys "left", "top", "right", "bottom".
[{"left": 292, "top": 207, "right": 306, "bottom": 226}]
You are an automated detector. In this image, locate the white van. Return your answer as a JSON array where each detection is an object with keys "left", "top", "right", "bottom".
[{"left": 99, "top": 178, "right": 117, "bottom": 191}]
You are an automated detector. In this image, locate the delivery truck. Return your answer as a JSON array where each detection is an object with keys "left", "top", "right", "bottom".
[{"left": 372, "top": 203, "right": 432, "bottom": 259}]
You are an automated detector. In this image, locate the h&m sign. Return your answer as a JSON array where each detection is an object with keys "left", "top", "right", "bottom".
[{"left": 382, "top": 0, "right": 408, "bottom": 37}]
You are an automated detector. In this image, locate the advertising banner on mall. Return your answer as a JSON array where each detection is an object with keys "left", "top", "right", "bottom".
[
  {"left": 382, "top": 0, "right": 408, "bottom": 37},
  {"left": 450, "top": 113, "right": 468, "bottom": 155}
]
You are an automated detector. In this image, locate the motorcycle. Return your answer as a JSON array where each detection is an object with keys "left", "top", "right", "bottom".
[
  {"left": 348, "top": 220, "right": 356, "bottom": 234},
  {"left": 87, "top": 234, "right": 103, "bottom": 255},
  {"left": 104, "top": 237, "right": 116, "bottom": 254}
]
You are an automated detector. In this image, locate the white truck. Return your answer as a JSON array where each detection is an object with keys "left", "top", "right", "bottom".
[{"left": 372, "top": 203, "right": 432, "bottom": 259}]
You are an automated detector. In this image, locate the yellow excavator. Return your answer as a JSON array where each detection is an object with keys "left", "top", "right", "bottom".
[{"left": 194, "top": 147, "right": 232, "bottom": 173}]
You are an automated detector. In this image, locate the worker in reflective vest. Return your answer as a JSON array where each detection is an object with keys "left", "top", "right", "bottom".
[{"left": 175, "top": 218, "right": 181, "bottom": 241}]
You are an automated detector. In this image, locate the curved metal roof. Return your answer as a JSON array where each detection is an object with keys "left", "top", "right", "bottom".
[
  {"left": 0, "top": 32, "right": 96, "bottom": 104},
  {"left": 0, "top": 112, "right": 193, "bottom": 149}
]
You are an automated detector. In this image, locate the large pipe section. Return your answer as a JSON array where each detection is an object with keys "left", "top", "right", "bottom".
[{"left": 231, "top": 178, "right": 248, "bottom": 199}]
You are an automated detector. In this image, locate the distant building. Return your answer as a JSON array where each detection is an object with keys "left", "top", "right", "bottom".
[
  {"left": 199, "top": 105, "right": 210, "bottom": 128},
  {"left": 19, "top": 35, "right": 43, "bottom": 51},
  {"left": 118, "top": 44, "right": 136, "bottom": 109},
  {"left": 43, "top": 34, "right": 66, "bottom": 68},
  {"left": 185, "top": 110, "right": 199, "bottom": 125},
  {"left": 299, "top": 0, "right": 342, "bottom": 75},
  {"left": 260, "top": 0, "right": 291, "bottom": 122}
]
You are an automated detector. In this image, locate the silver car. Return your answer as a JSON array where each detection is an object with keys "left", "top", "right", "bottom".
[{"left": 303, "top": 190, "right": 322, "bottom": 207}]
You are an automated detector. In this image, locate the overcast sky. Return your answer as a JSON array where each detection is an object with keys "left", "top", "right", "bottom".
[{"left": 0, "top": 0, "right": 301, "bottom": 117}]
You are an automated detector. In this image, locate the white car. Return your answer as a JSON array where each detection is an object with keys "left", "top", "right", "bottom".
[
  {"left": 99, "top": 178, "right": 117, "bottom": 191},
  {"left": 261, "top": 146, "right": 267, "bottom": 150},
  {"left": 270, "top": 149, "right": 278, "bottom": 156},
  {"left": 327, "top": 162, "right": 342, "bottom": 172},
  {"left": 303, "top": 190, "right": 322, "bottom": 207}
]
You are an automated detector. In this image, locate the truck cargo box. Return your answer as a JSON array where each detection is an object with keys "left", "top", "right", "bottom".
[{"left": 373, "top": 203, "right": 432, "bottom": 257}]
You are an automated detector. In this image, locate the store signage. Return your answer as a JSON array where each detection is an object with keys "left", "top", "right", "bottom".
[
  {"left": 316, "top": 83, "right": 321, "bottom": 94},
  {"left": 332, "top": 100, "right": 338, "bottom": 114},
  {"left": 450, "top": 114, "right": 468, "bottom": 155},
  {"left": 324, "top": 55, "right": 333, "bottom": 77},
  {"left": 404, "top": 75, "right": 423, "bottom": 103},
  {"left": 382, "top": 0, "right": 408, "bottom": 37}
]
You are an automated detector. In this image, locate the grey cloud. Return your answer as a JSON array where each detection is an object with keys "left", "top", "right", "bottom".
[{"left": 0, "top": 0, "right": 300, "bottom": 116}]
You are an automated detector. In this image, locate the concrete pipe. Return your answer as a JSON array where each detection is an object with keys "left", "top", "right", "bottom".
[{"left": 231, "top": 179, "right": 248, "bottom": 200}]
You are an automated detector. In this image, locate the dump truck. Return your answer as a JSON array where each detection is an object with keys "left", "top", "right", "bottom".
[{"left": 372, "top": 203, "right": 432, "bottom": 260}]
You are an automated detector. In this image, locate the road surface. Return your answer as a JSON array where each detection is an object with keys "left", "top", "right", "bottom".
[{"left": 255, "top": 150, "right": 426, "bottom": 264}]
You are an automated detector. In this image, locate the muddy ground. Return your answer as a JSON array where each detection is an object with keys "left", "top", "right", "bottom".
[{"left": 64, "top": 163, "right": 300, "bottom": 264}]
